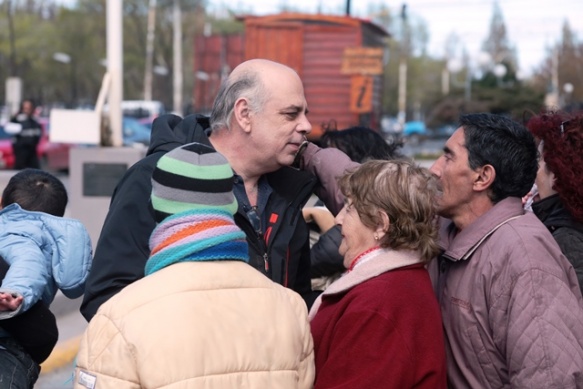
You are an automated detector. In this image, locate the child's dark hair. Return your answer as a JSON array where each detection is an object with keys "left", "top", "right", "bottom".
[{"left": 2, "top": 169, "right": 68, "bottom": 217}]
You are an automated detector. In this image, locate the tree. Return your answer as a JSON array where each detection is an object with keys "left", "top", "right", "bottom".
[
  {"left": 557, "top": 21, "right": 583, "bottom": 109},
  {"left": 481, "top": 1, "right": 517, "bottom": 74},
  {"left": 0, "top": 0, "right": 208, "bottom": 110},
  {"left": 371, "top": 3, "right": 441, "bottom": 122},
  {"left": 428, "top": 1, "right": 545, "bottom": 123},
  {"left": 531, "top": 20, "right": 582, "bottom": 111}
]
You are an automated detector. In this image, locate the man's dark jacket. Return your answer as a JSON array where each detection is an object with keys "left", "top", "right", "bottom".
[
  {"left": 81, "top": 114, "right": 318, "bottom": 321},
  {"left": 532, "top": 193, "right": 583, "bottom": 296}
]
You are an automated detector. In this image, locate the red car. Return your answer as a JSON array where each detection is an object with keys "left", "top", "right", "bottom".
[
  {"left": 0, "top": 119, "right": 70, "bottom": 171},
  {"left": 0, "top": 124, "right": 16, "bottom": 169}
]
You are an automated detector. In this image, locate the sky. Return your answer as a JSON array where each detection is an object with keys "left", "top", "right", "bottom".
[{"left": 208, "top": 0, "right": 583, "bottom": 77}]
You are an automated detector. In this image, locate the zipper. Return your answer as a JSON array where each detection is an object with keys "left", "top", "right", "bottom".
[
  {"left": 263, "top": 253, "right": 269, "bottom": 272},
  {"left": 235, "top": 212, "right": 268, "bottom": 273}
]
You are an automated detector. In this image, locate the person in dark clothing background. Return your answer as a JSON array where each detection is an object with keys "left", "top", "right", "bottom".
[
  {"left": 10, "top": 99, "right": 42, "bottom": 169},
  {"left": 527, "top": 110, "right": 583, "bottom": 295}
]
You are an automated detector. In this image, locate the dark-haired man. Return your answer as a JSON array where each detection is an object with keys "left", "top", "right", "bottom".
[{"left": 429, "top": 113, "right": 583, "bottom": 388}]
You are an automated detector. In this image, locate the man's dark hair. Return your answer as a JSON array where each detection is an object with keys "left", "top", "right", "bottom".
[
  {"left": 460, "top": 113, "right": 538, "bottom": 203},
  {"left": 320, "top": 126, "right": 404, "bottom": 163},
  {"left": 2, "top": 169, "right": 68, "bottom": 216}
]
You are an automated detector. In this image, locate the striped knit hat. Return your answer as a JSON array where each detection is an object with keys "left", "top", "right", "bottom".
[
  {"left": 146, "top": 142, "right": 248, "bottom": 275},
  {"left": 151, "top": 142, "right": 238, "bottom": 222}
]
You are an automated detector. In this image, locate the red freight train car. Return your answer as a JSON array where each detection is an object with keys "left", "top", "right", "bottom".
[{"left": 193, "top": 13, "right": 389, "bottom": 139}]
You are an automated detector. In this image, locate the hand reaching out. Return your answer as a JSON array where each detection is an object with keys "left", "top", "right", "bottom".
[
  {"left": 0, "top": 292, "right": 23, "bottom": 311},
  {"left": 303, "top": 206, "right": 336, "bottom": 233}
]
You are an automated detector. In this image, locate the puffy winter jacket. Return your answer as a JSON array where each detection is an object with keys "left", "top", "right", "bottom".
[
  {"left": 0, "top": 203, "right": 92, "bottom": 317},
  {"left": 75, "top": 261, "right": 314, "bottom": 389},
  {"left": 429, "top": 197, "right": 583, "bottom": 388}
]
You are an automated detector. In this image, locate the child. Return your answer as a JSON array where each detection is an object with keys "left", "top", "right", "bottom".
[{"left": 0, "top": 169, "right": 92, "bottom": 388}]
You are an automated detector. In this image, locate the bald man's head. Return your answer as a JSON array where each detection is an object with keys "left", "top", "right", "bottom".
[{"left": 210, "top": 59, "right": 300, "bottom": 132}]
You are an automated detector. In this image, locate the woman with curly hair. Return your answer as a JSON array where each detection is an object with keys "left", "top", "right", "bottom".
[
  {"left": 306, "top": 127, "right": 406, "bottom": 290},
  {"left": 527, "top": 111, "right": 583, "bottom": 295},
  {"left": 308, "top": 160, "right": 447, "bottom": 389}
]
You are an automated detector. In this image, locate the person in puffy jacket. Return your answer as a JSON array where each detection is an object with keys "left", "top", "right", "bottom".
[
  {"left": 0, "top": 169, "right": 92, "bottom": 389},
  {"left": 428, "top": 113, "right": 583, "bottom": 388},
  {"left": 527, "top": 110, "right": 583, "bottom": 296},
  {"left": 75, "top": 143, "right": 314, "bottom": 389}
]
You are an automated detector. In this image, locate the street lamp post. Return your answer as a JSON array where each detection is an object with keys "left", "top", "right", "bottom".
[
  {"left": 493, "top": 63, "right": 507, "bottom": 87},
  {"left": 53, "top": 52, "right": 76, "bottom": 107},
  {"left": 563, "top": 82, "right": 574, "bottom": 109}
]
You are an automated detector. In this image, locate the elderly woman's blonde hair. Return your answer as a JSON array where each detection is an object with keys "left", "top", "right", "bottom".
[{"left": 339, "top": 160, "right": 440, "bottom": 263}]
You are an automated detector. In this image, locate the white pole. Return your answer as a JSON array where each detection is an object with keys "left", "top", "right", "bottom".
[
  {"left": 107, "top": 0, "right": 123, "bottom": 147},
  {"left": 397, "top": 4, "right": 408, "bottom": 128},
  {"left": 144, "top": 0, "right": 157, "bottom": 101},
  {"left": 173, "top": 0, "right": 183, "bottom": 116},
  {"left": 397, "top": 60, "right": 407, "bottom": 126}
]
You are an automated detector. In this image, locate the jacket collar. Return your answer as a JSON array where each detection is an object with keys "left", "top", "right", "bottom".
[
  {"left": 265, "top": 166, "right": 315, "bottom": 204},
  {"left": 531, "top": 194, "right": 562, "bottom": 223},
  {"left": 147, "top": 114, "right": 211, "bottom": 156},
  {"left": 531, "top": 194, "right": 583, "bottom": 232},
  {"left": 308, "top": 248, "right": 422, "bottom": 320},
  {"left": 440, "top": 197, "right": 524, "bottom": 262}
]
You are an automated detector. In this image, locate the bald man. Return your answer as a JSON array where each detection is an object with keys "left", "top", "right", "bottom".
[{"left": 81, "top": 59, "right": 353, "bottom": 320}]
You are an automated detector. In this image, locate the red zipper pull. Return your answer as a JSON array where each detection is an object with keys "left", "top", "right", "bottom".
[{"left": 263, "top": 253, "right": 269, "bottom": 272}]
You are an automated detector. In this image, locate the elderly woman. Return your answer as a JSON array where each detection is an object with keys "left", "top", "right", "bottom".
[
  {"left": 309, "top": 160, "right": 447, "bottom": 389},
  {"left": 527, "top": 111, "right": 583, "bottom": 296}
]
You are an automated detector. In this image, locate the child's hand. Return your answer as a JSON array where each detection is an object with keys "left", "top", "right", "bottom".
[{"left": 0, "top": 292, "right": 23, "bottom": 311}]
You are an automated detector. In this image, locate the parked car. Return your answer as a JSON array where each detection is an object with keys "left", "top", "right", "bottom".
[
  {"left": 37, "top": 117, "right": 73, "bottom": 172},
  {"left": 122, "top": 116, "right": 151, "bottom": 146},
  {"left": 379, "top": 116, "right": 403, "bottom": 142},
  {"left": 403, "top": 121, "right": 428, "bottom": 145},
  {"left": 0, "top": 125, "right": 15, "bottom": 169},
  {"left": 430, "top": 123, "right": 457, "bottom": 139},
  {"left": 403, "top": 121, "right": 428, "bottom": 137}
]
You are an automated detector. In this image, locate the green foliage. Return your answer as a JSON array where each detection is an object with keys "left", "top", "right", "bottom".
[
  {"left": 423, "top": 2, "right": 545, "bottom": 127},
  {"left": 0, "top": 0, "right": 205, "bottom": 109}
]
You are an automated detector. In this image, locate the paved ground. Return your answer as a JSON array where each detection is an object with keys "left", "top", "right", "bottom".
[
  {"left": 36, "top": 363, "right": 76, "bottom": 388},
  {"left": 35, "top": 295, "right": 86, "bottom": 388}
]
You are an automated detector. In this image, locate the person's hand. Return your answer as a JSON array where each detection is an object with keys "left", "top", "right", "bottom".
[
  {"left": 303, "top": 206, "right": 335, "bottom": 233},
  {"left": 0, "top": 292, "right": 23, "bottom": 311}
]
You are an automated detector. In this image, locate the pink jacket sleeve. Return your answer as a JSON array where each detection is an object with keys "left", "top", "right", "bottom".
[{"left": 300, "top": 143, "right": 360, "bottom": 216}]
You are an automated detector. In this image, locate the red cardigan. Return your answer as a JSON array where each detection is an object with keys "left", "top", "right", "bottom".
[{"left": 310, "top": 263, "right": 447, "bottom": 389}]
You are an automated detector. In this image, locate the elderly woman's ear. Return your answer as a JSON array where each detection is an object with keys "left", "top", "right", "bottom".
[{"left": 375, "top": 210, "right": 390, "bottom": 240}]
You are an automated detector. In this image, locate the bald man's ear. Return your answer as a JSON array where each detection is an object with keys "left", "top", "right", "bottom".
[
  {"left": 473, "top": 164, "right": 495, "bottom": 193},
  {"left": 233, "top": 97, "right": 252, "bottom": 133}
]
